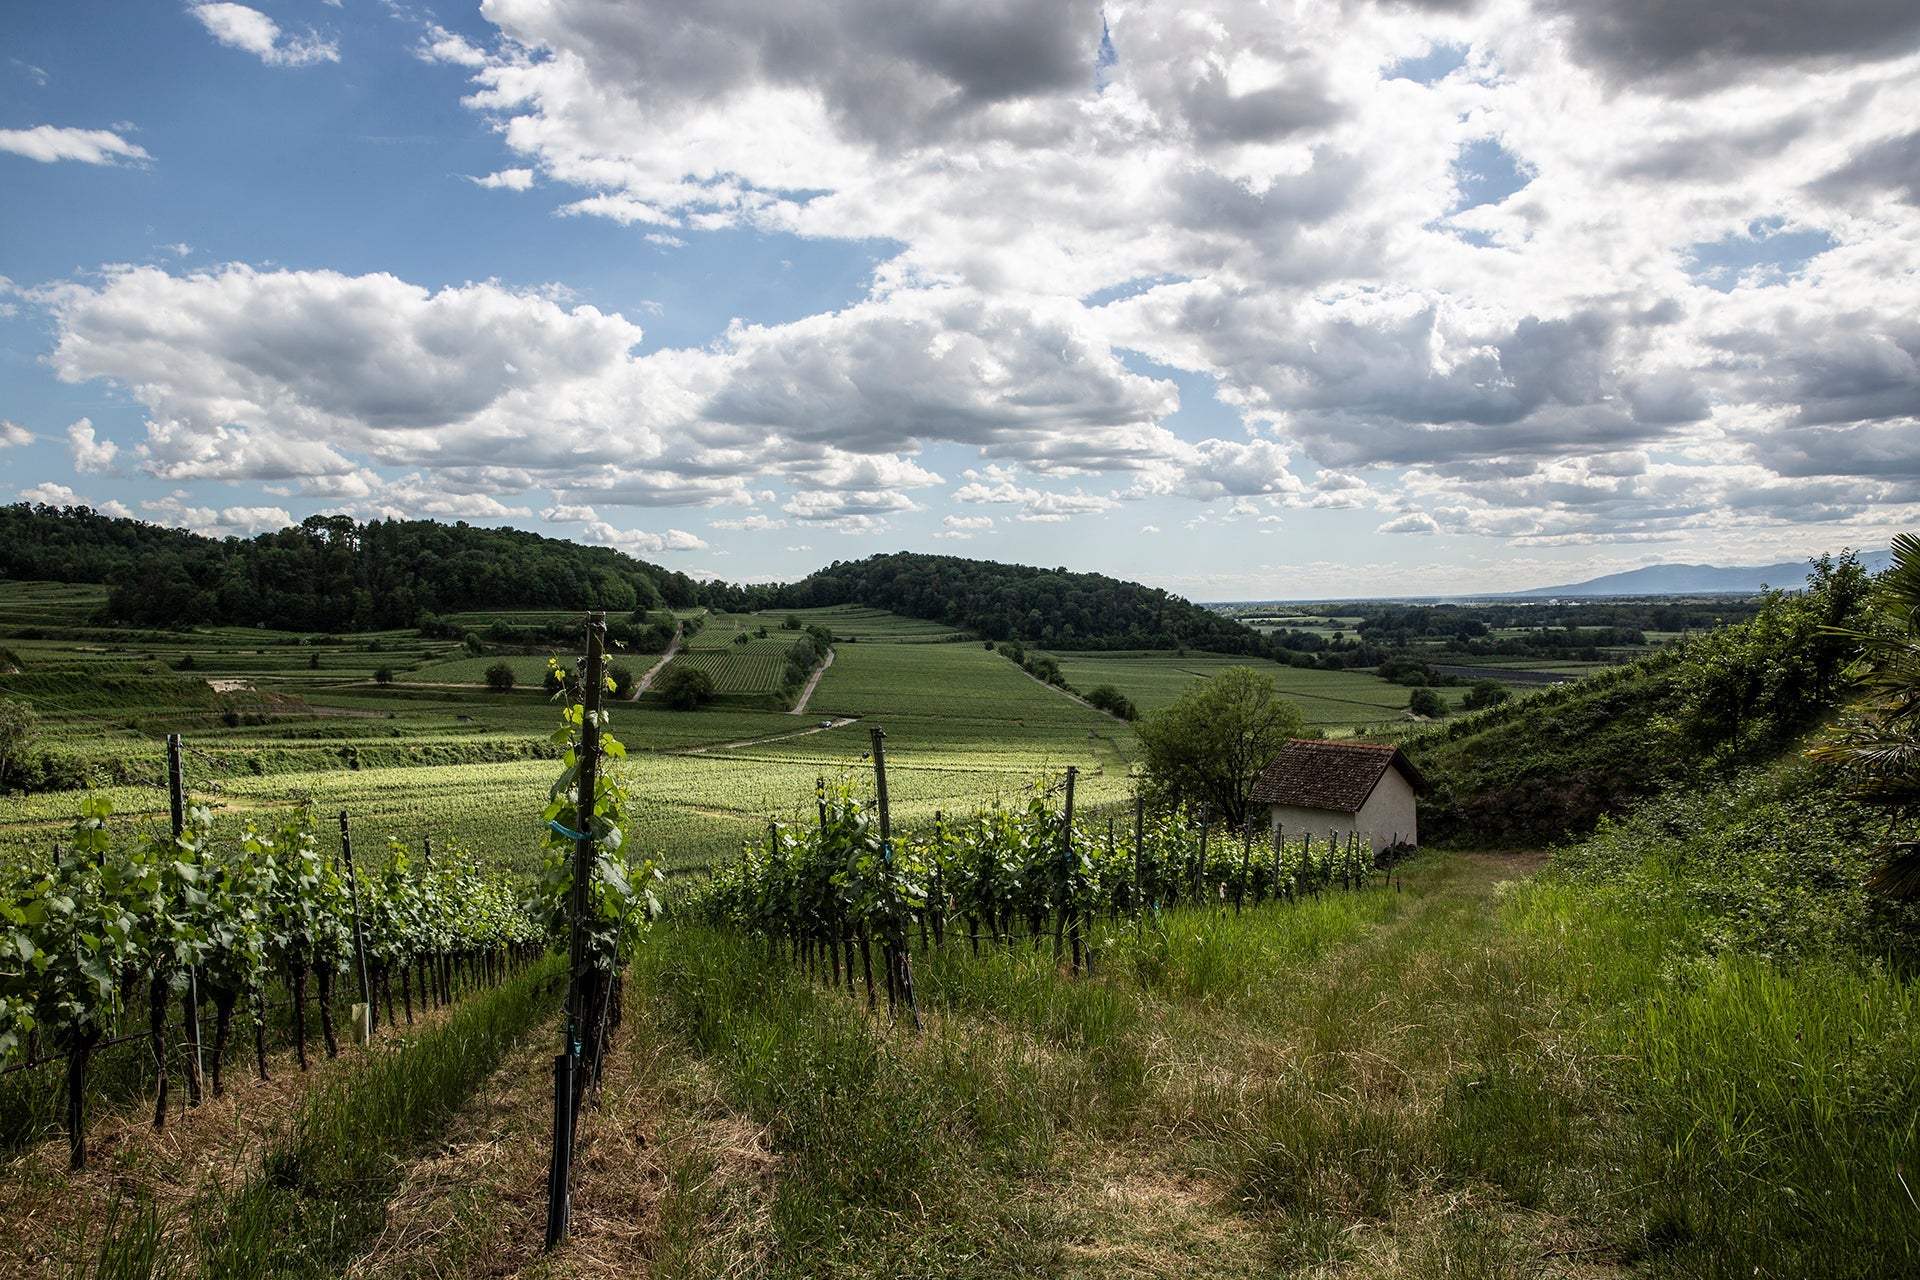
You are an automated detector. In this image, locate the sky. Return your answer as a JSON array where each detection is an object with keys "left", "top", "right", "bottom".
[{"left": 2, "top": 1, "right": 1917, "bottom": 600}]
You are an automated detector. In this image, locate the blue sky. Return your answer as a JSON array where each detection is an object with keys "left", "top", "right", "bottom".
[{"left": 3, "top": 0, "right": 1918, "bottom": 599}]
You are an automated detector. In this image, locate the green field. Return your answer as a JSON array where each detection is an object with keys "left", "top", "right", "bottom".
[
  {"left": 0, "top": 586, "right": 1547, "bottom": 874},
  {"left": 1043, "top": 649, "right": 1466, "bottom": 731},
  {"left": 0, "top": 590, "right": 1142, "bottom": 875}
]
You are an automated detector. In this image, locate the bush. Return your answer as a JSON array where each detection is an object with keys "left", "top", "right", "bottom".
[
  {"left": 485, "top": 661, "right": 515, "bottom": 693},
  {"left": 1084, "top": 684, "right": 1139, "bottom": 721},
  {"left": 1378, "top": 655, "right": 1434, "bottom": 686},
  {"left": 607, "top": 661, "right": 635, "bottom": 698},
  {"left": 1409, "top": 687, "right": 1447, "bottom": 718},
  {"left": 1461, "top": 678, "right": 1509, "bottom": 711},
  {"left": 658, "top": 664, "right": 715, "bottom": 711},
  {"left": 373, "top": 666, "right": 394, "bottom": 685}
]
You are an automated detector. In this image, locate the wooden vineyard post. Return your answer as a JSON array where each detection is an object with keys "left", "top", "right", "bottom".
[
  {"left": 1273, "top": 823, "right": 1285, "bottom": 903},
  {"left": 1196, "top": 808, "right": 1210, "bottom": 907},
  {"left": 547, "top": 612, "right": 605, "bottom": 1251},
  {"left": 1061, "top": 766, "right": 1081, "bottom": 974},
  {"left": 339, "top": 811, "right": 375, "bottom": 1040},
  {"left": 869, "top": 726, "right": 920, "bottom": 1030},
  {"left": 1133, "top": 794, "right": 1145, "bottom": 939},
  {"left": 1106, "top": 815, "right": 1115, "bottom": 923},
  {"left": 168, "top": 734, "right": 205, "bottom": 1111},
  {"left": 1235, "top": 824, "right": 1250, "bottom": 914}
]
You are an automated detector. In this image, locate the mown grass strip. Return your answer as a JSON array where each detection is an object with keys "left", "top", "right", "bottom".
[{"left": 83, "top": 952, "right": 565, "bottom": 1280}]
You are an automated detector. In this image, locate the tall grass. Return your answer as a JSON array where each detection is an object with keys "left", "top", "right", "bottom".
[
  {"left": 635, "top": 840, "right": 1920, "bottom": 1277},
  {"left": 72, "top": 953, "right": 564, "bottom": 1280}
]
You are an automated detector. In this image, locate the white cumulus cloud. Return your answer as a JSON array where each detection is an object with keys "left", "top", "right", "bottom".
[
  {"left": 189, "top": 3, "right": 339, "bottom": 67},
  {"left": 0, "top": 125, "right": 149, "bottom": 165},
  {"left": 66, "top": 418, "right": 117, "bottom": 473}
]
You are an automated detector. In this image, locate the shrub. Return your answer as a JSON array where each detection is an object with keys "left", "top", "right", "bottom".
[
  {"left": 1084, "top": 684, "right": 1140, "bottom": 721},
  {"left": 1409, "top": 687, "right": 1447, "bottom": 718},
  {"left": 373, "top": 666, "right": 394, "bottom": 685},
  {"left": 1461, "top": 678, "right": 1509, "bottom": 711},
  {"left": 658, "top": 664, "right": 715, "bottom": 711},
  {"left": 607, "top": 661, "right": 635, "bottom": 699},
  {"left": 485, "top": 661, "right": 515, "bottom": 692}
]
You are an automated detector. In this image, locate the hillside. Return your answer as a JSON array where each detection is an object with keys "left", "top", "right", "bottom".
[
  {"left": 0, "top": 506, "right": 1262, "bottom": 653},
  {"left": 773, "top": 551, "right": 1264, "bottom": 652},
  {"left": 1406, "top": 552, "right": 1872, "bottom": 845},
  {"left": 0, "top": 504, "right": 707, "bottom": 631}
]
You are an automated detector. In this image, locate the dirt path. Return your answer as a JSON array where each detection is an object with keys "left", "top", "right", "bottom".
[
  {"left": 629, "top": 623, "right": 683, "bottom": 699},
  {"left": 336, "top": 850, "right": 1618, "bottom": 1279},
  {"left": 684, "top": 715, "right": 859, "bottom": 753},
  {"left": 787, "top": 646, "right": 835, "bottom": 715},
  {"left": 1016, "top": 662, "right": 1128, "bottom": 721}
]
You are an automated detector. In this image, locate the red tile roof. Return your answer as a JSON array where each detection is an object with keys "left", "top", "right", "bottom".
[{"left": 1250, "top": 739, "right": 1430, "bottom": 813}]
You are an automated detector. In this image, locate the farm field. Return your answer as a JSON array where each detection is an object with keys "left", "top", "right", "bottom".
[
  {"left": 0, "top": 588, "right": 1143, "bottom": 876},
  {"left": 0, "top": 577, "right": 1576, "bottom": 874},
  {"left": 1042, "top": 649, "right": 1469, "bottom": 730},
  {"left": 0, "top": 577, "right": 1650, "bottom": 883}
]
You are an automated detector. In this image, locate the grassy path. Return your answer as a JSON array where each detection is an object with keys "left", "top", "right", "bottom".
[
  {"left": 365, "top": 852, "right": 1629, "bottom": 1278},
  {"left": 206, "top": 847, "right": 1916, "bottom": 1278}
]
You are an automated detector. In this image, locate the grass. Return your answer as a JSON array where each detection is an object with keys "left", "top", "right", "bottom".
[
  {"left": 41, "top": 954, "right": 565, "bottom": 1279},
  {"left": 8, "top": 843, "right": 1911, "bottom": 1277},
  {"left": 1042, "top": 649, "right": 1460, "bottom": 731},
  {"left": 551, "top": 848, "right": 1914, "bottom": 1277}
]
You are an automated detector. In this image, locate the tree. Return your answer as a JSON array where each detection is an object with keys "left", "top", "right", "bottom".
[
  {"left": 1809, "top": 534, "right": 1920, "bottom": 895},
  {"left": 658, "top": 664, "right": 714, "bottom": 711},
  {"left": 1461, "top": 678, "right": 1509, "bottom": 711},
  {"left": 1084, "top": 684, "right": 1139, "bottom": 721},
  {"left": 485, "top": 661, "right": 515, "bottom": 692},
  {"left": 1409, "top": 687, "right": 1447, "bottom": 718},
  {"left": 373, "top": 665, "right": 394, "bottom": 685},
  {"left": 607, "top": 661, "right": 635, "bottom": 699},
  {"left": 1134, "top": 667, "right": 1304, "bottom": 828},
  {"left": 0, "top": 698, "right": 34, "bottom": 788}
]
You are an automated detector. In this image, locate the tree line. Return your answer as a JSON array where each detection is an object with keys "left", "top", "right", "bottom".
[{"left": 1, "top": 507, "right": 1265, "bottom": 654}]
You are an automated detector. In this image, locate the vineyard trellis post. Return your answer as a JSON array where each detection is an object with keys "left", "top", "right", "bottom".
[
  {"left": 1133, "top": 793, "right": 1145, "bottom": 939},
  {"left": 338, "top": 811, "right": 374, "bottom": 1042},
  {"left": 1196, "top": 807, "right": 1210, "bottom": 906},
  {"left": 547, "top": 610, "right": 605, "bottom": 1251},
  {"left": 1237, "top": 823, "right": 1251, "bottom": 914},
  {"left": 174, "top": 736, "right": 206, "bottom": 1105},
  {"left": 869, "top": 725, "right": 920, "bottom": 1030},
  {"left": 168, "top": 734, "right": 206, "bottom": 1110},
  {"left": 1061, "top": 765, "right": 1080, "bottom": 974}
]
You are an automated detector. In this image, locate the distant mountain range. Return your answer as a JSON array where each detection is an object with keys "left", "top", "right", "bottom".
[{"left": 1508, "top": 550, "right": 1893, "bottom": 598}]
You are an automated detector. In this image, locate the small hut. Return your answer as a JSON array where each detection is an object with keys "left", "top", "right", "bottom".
[{"left": 1251, "top": 739, "right": 1429, "bottom": 855}]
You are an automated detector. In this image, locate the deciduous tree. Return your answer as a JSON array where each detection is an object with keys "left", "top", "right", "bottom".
[{"left": 1135, "top": 667, "right": 1304, "bottom": 828}]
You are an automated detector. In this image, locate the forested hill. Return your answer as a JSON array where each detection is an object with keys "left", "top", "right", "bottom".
[
  {"left": 0, "top": 507, "right": 1259, "bottom": 651},
  {"left": 0, "top": 504, "right": 706, "bottom": 631},
  {"left": 772, "top": 552, "right": 1264, "bottom": 652}
]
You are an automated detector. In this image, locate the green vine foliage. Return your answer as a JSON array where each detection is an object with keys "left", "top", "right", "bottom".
[
  {"left": 538, "top": 666, "right": 663, "bottom": 976},
  {"left": 689, "top": 777, "right": 1380, "bottom": 956},
  {"left": 0, "top": 799, "right": 543, "bottom": 1073}
]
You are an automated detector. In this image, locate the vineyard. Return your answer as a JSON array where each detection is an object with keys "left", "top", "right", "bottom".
[
  {"left": 661, "top": 647, "right": 789, "bottom": 695},
  {"left": 691, "top": 751, "right": 1395, "bottom": 1018},
  {"left": 3, "top": 577, "right": 1915, "bottom": 1277},
  {"left": 0, "top": 647, "right": 663, "bottom": 1182},
  {"left": 0, "top": 778, "right": 544, "bottom": 1170}
]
